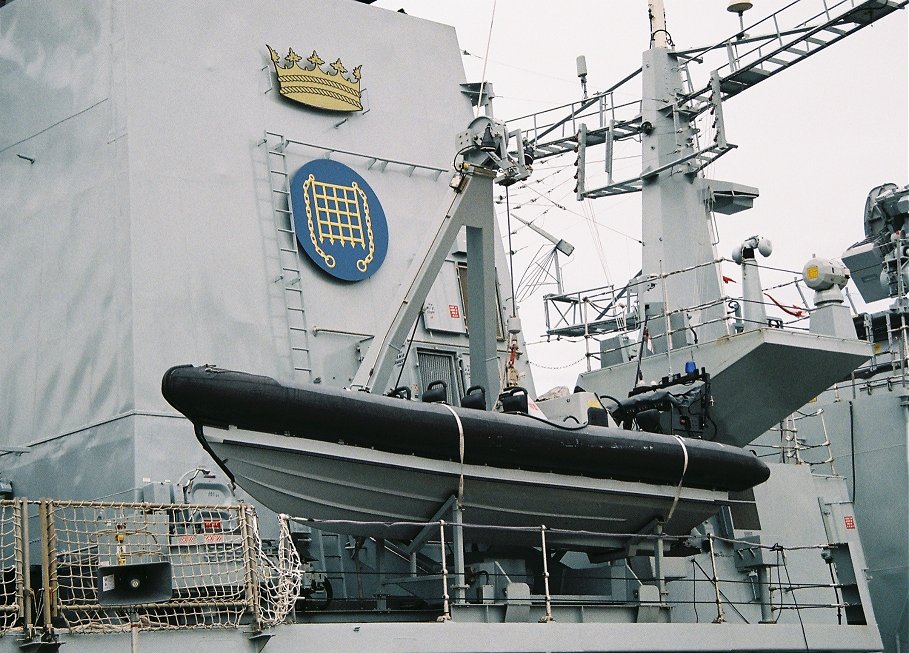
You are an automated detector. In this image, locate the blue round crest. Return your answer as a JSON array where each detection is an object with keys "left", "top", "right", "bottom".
[{"left": 289, "top": 159, "right": 388, "bottom": 282}]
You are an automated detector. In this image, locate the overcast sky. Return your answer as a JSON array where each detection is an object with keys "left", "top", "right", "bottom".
[{"left": 374, "top": 0, "right": 909, "bottom": 392}]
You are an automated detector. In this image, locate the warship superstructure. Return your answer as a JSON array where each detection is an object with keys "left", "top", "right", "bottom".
[{"left": 0, "top": 0, "right": 905, "bottom": 651}]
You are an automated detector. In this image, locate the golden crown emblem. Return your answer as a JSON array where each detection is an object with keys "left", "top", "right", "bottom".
[{"left": 267, "top": 45, "right": 362, "bottom": 112}]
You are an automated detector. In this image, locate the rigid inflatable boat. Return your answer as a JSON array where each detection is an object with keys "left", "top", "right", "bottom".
[{"left": 163, "top": 365, "right": 769, "bottom": 548}]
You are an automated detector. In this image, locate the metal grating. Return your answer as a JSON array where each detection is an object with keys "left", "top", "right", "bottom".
[{"left": 416, "top": 350, "right": 462, "bottom": 405}]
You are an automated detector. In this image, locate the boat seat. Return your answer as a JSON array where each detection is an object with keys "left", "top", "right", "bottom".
[
  {"left": 421, "top": 380, "right": 448, "bottom": 403},
  {"left": 499, "top": 386, "right": 528, "bottom": 414},
  {"left": 386, "top": 386, "right": 411, "bottom": 400},
  {"left": 460, "top": 385, "right": 487, "bottom": 410}
]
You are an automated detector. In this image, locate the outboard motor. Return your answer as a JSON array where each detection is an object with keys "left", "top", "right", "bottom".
[{"left": 611, "top": 369, "right": 714, "bottom": 439}]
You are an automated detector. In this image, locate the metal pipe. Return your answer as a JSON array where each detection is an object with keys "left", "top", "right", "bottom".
[
  {"left": 240, "top": 506, "right": 262, "bottom": 627},
  {"left": 438, "top": 520, "right": 451, "bottom": 621},
  {"left": 648, "top": 0, "right": 669, "bottom": 48},
  {"left": 708, "top": 534, "right": 725, "bottom": 623},
  {"left": 452, "top": 505, "right": 466, "bottom": 604},
  {"left": 661, "top": 261, "right": 673, "bottom": 374},
  {"left": 38, "top": 501, "right": 53, "bottom": 629},
  {"left": 376, "top": 538, "right": 386, "bottom": 611},
  {"left": 540, "top": 525, "right": 553, "bottom": 622},
  {"left": 757, "top": 566, "right": 773, "bottom": 623},
  {"left": 654, "top": 522, "right": 666, "bottom": 598},
  {"left": 583, "top": 299, "right": 592, "bottom": 372},
  {"left": 130, "top": 610, "right": 140, "bottom": 653}
]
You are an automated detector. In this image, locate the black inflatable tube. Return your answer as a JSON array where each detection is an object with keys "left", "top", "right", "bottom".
[{"left": 162, "top": 365, "right": 770, "bottom": 493}]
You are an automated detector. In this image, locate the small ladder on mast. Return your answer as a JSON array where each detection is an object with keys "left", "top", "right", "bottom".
[
  {"left": 265, "top": 132, "right": 314, "bottom": 381},
  {"left": 679, "top": 0, "right": 906, "bottom": 110},
  {"left": 519, "top": 0, "right": 905, "bottom": 199}
]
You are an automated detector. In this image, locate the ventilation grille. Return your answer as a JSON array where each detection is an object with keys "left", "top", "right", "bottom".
[{"left": 417, "top": 350, "right": 462, "bottom": 405}]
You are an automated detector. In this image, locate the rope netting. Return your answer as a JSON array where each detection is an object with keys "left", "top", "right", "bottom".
[
  {"left": 38, "top": 501, "right": 300, "bottom": 633},
  {"left": 0, "top": 501, "right": 21, "bottom": 632}
]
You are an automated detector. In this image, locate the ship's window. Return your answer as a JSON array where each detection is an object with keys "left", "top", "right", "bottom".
[
  {"left": 455, "top": 262, "right": 505, "bottom": 340},
  {"left": 416, "top": 349, "right": 463, "bottom": 405}
]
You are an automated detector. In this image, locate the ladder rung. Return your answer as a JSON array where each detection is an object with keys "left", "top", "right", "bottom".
[
  {"left": 274, "top": 208, "right": 292, "bottom": 215},
  {"left": 279, "top": 247, "right": 298, "bottom": 253},
  {"left": 804, "top": 36, "right": 829, "bottom": 46},
  {"left": 822, "top": 26, "right": 847, "bottom": 36},
  {"left": 269, "top": 169, "right": 288, "bottom": 176},
  {"left": 784, "top": 46, "right": 808, "bottom": 56},
  {"left": 277, "top": 228, "right": 295, "bottom": 234},
  {"left": 765, "top": 57, "right": 790, "bottom": 67},
  {"left": 273, "top": 189, "right": 289, "bottom": 195},
  {"left": 293, "top": 366, "right": 313, "bottom": 372},
  {"left": 291, "top": 346, "right": 310, "bottom": 353}
]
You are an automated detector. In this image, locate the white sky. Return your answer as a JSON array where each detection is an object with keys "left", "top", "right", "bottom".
[{"left": 374, "top": 0, "right": 909, "bottom": 393}]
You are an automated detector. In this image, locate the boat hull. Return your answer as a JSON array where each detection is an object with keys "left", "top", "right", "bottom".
[
  {"left": 201, "top": 425, "right": 729, "bottom": 547},
  {"left": 163, "top": 365, "right": 771, "bottom": 547}
]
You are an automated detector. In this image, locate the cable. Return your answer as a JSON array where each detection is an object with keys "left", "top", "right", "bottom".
[
  {"left": 451, "top": 144, "right": 473, "bottom": 170},
  {"left": 650, "top": 28, "right": 674, "bottom": 47},
  {"left": 595, "top": 393, "right": 623, "bottom": 409},
  {"left": 827, "top": 563, "right": 842, "bottom": 625},
  {"left": 474, "top": 0, "right": 497, "bottom": 119},
  {"left": 781, "top": 549, "right": 810, "bottom": 653},
  {"left": 691, "top": 559, "right": 750, "bottom": 623},
  {"left": 527, "top": 355, "right": 587, "bottom": 370},
  {"left": 509, "top": 180, "right": 643, "bottom": 243},
  {"left": 582, "top": 198, "right": 611, "bottom": 284},
  {"left": 393, "top": 312, "right": 422, "bottom": 390},
  {"left": 692, "top": 559, "right": 699, "bottom": 623},
  {"left": 503, "top": 410, "right": 591, "bottom": 431},
  {"left": 633, "top": 315, "right": 650, "bottom": 383},
  {"left": 849, "top": 400, "right": 856, "bottom": 503},
  {"left": 505, "top": 186, "right": 516, "bottom": 317}
]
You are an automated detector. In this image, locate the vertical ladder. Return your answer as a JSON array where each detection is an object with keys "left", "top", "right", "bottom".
[
  {"left": 316, "top": 531, "right": 349, "bottom": 600},
  {"left": 885, "top": 310, "right": 909, "bottom": 388},
  {"left": 265, "top": 133, "right": 313, "bottom": 381}
]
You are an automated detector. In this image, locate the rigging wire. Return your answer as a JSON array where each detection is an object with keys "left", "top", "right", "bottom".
[
  {"left": 505, "top": 185, "right": 516, "bottom": 317},
  {"left": 582, "top": 198, "right": 612, "bottom": 284},
  {"left": 461, "top": 49, "right": 579, "bottom": 85},
  {"left": 527, "top": 354, "right": 588, "bottom": 370},
  {"left": 393, "top": 312, "right": 422, "bottom": 390},
  {"left": 474, "top": 0, "right": 497, "bottom": 119},
  {"left": 509, "top": 181, "right": 642, "bottom": 244},
  {"left": 780, "top": 548, "right": 811, "bottom": 653},
  {"left": 515, "top": 245, "right": 558, "bottom": 302},
  {"left": 690, "top": 558, "right": 750, "bottom": 623}
]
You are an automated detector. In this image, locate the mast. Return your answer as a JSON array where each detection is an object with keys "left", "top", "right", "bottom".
[{"left": 640, "top": 1, "right": 727, "bottom": 348}]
